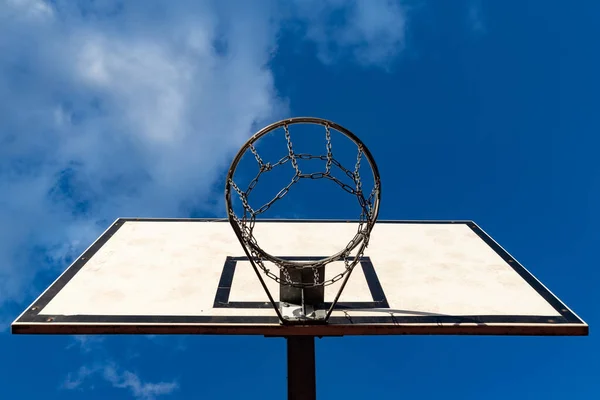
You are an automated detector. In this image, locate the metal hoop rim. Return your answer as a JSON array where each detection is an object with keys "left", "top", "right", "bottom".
[{"left": 225, "top": 117, "right": 381, "bottom": 268}]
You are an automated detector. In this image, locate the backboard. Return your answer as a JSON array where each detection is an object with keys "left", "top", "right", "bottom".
[{"left": 12, "top": 218, "right": 587, "bottom": 336}]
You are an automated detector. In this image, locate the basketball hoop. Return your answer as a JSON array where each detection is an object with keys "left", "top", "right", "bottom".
[{"left": 225, "top": 117, "right": 381, "bottom": 322}]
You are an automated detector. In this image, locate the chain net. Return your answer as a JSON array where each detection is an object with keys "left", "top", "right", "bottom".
[{"left": 227, "top": 120, "right": 380, "bottom": 288}]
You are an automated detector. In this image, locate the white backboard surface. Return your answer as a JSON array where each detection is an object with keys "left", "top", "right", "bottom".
[{"left": 12, "top": 219, "right": 587, "bottom": 336}]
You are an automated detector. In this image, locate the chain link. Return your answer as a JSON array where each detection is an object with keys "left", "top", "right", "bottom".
[
  {"left": 313, "top": 266, "right": 320, "bottom": 286},
  {"left": 354, "top": 145, "right": 363, "bottom": 194},
  {"left": 229, "top": 179, "right": 255, "bottom": 215},
  {"left": 282, "top": 267, "right": 292, "bottom": 284},
  {"left": 325, "top": 124, "right": 333, "bottom": 174},
  {"left": 249, "top": 144, "right": 264, "bottom": 168},
  {"left": 284, "top": 125, "right": 300, "bottom": 175}
]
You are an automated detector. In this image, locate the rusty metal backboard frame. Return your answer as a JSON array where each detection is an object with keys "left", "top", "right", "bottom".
[{"left": 11, "top": 219, "right": 588, "bottom": 336}]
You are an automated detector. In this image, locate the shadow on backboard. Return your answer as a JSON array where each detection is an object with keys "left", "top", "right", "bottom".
[{"left": 336, "top": 308, "right": 488, "bottom": 326}]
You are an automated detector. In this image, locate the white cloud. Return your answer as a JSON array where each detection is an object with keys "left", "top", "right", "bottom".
[
  {"left": 290, "top": 0, "right": 407, "bottom": 66},
  {"left": 0, "top": 0, "right": 408, "bottom": 314},
  {"left": 468, "top": 0, "right": 486, "bottom": 34},
  {"left": 103, "top": 365, "right": 179, "bottom": 400},
  {"left": 63, "top": 363, "right": 178, "bottom": 399},
  {"left": 66, "top": 335, "right": 105, "bottom": 353},
  {"left": 5, "top": 0, "right": 52, "bottom": 18},
  {"left": 63, "top": 365, "right": 95, "bottom": 390},
  {"left": 0, "top": 0, "right": 283, "bottom": 307}
]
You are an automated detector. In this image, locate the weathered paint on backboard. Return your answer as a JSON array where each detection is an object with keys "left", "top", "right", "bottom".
[{"left": 12, "top": 219, "right": 587, "bottom": 336}]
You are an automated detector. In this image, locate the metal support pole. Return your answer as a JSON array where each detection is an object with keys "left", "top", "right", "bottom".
[{"left": 286, "top": 336, "right": 316, "bottom": 400}]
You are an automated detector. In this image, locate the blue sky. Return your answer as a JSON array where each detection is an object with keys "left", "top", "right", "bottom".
[{"left": 1, "top": 0, "right": 597, "bottom": 399}]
